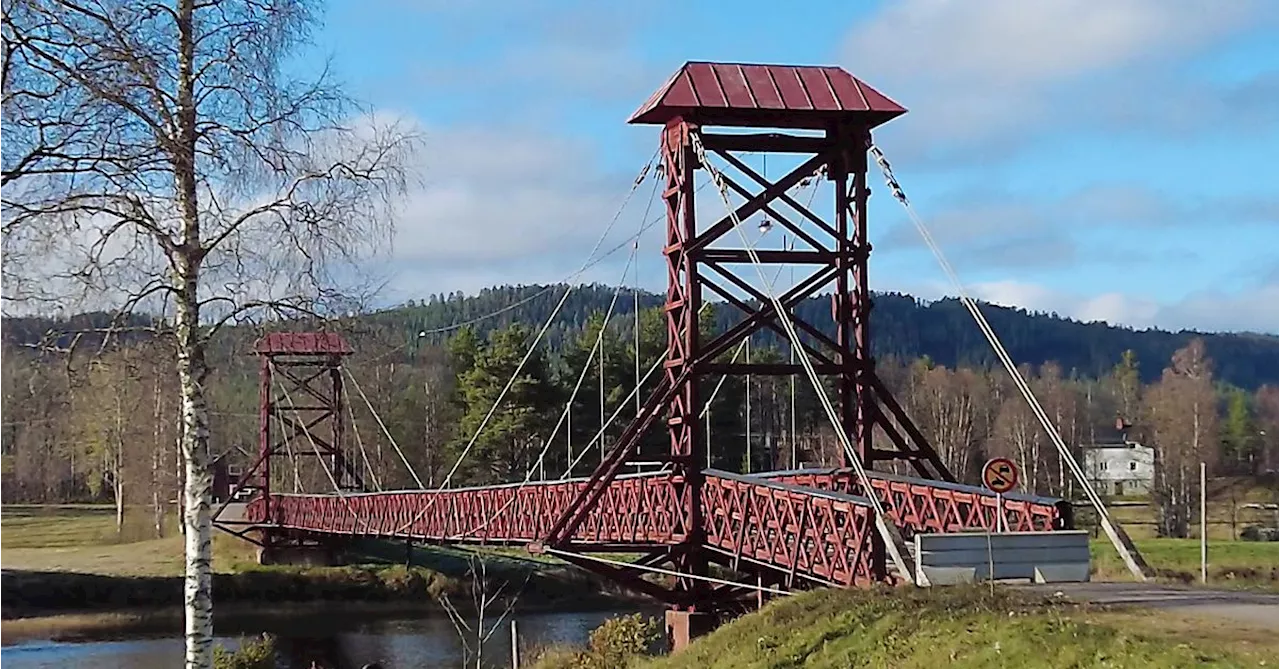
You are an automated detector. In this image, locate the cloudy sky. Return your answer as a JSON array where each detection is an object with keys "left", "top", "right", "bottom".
[{"left": 314, "top": 0, "right": 1278, "bottom": 334}]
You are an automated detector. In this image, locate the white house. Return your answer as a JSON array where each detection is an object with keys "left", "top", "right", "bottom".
[{"left": 1083, "top": 441, "right": 1155, "bottom": 497}]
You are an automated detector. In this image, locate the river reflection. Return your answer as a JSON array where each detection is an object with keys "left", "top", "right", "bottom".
[{"left": 2, "top": 608, "right": 640, "bottom": 669}]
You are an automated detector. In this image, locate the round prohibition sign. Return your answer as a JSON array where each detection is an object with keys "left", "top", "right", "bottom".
[{"left": 982, "top": 457, "right": 1019, "bottom": 494}]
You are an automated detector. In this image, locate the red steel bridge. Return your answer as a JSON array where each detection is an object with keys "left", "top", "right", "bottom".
[{"left": 215, "top": 61, "right": 1074, "bottom": 641}]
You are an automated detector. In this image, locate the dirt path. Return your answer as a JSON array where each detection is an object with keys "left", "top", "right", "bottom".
[{"left": 1022, "top": 581, "right": 1279, "bottom": 631}]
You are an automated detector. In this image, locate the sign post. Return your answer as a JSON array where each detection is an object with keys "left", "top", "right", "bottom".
[
  {"left": 981, "top": 457, "right": 1019, "bottom": 531},
  {"left": 981, "top": 458, "right": 1019, "bottom": 586}
]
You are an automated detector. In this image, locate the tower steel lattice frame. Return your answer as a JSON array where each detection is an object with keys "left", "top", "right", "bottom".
[
  {"left": 242, "top": 332, "right": 361, "bottom": 528},
  {"left": 539, "top": 62, "right": 955, "bottom": 612}
]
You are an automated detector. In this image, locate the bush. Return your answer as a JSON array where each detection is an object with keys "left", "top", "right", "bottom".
[
  {"left": 213, "top": 633, "right": 276, "bottom": 669},
  {"left": 530, "top": 613, "right": 662, "bottom": 669}
]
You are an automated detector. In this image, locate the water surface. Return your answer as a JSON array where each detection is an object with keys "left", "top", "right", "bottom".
[{"left": 2, "top": 607, "right": 636, "bottom": 668}]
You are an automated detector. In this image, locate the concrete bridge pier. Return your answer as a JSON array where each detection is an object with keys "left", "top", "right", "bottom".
[
  {"left": 253, "top": 530, "right": 347, "bottom": 567},
  {"left": 665, "top": 610, "right": 718, "bottom": 651}
]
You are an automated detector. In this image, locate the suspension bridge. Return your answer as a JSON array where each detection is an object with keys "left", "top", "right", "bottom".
[{"left": 214, "top": 61, "right": 1136, "bottom": 647}]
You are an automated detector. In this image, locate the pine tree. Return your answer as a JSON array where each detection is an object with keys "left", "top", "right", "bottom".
[
  {"left": 454, "top": 325, "right": 557, "bottom": 485},
  {"left": 1221, "top": 389, "right": 1258, "bottom": 475}
]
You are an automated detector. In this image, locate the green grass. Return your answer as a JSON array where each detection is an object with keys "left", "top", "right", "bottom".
[
  {"left": 630, "top": 587, "right": 1277, "bottom": 669},
  {"left": 1, "top": 504, "right": 258, "bottom": 576},
  {"left": 1091, "top": 538, "right": 1278, "bottom": 587}
]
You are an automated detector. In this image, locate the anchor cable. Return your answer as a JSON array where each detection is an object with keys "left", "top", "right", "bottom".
[{"left": 867, "top": 143, "right": 1150, "bottom": 581}]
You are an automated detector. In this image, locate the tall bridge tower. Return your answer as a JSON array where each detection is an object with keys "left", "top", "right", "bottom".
[{"left": 541, "top": 61, "right": 953, "bottom": 635}]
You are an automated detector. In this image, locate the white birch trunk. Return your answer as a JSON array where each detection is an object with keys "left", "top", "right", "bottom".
[
  {"left": 177, "top": 303, "right": 214, "bottom": 668},
  {"left": 154, "top": 374, "right": 165, "bottom": 538},
  {"left": 173, "top": 0, "right": 214, "bottom": 663},
  {"left": 114, "top": 400, "right": 125, "bottom": 533}
]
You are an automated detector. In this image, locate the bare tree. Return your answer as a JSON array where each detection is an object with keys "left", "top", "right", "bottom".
[
  {"left": 907, "top": 361, "right": 992, "bottom": 481},
  {"left": 1142, "top": 339, "right": 1219, "bottom": 537},
  {"left": 438, "top": 554, "right": 525, "bottom": 669},
  {"left": 1255, "top": 385, "right": 1279, "bottom": 475},
  {"left": 74, "top": 347, "right": 149, "bottom": 532},
  {"left": 2, "top": 2, "right": 418, "bottom": 667}
]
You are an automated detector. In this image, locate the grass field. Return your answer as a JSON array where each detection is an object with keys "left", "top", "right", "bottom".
[
  {"left": 1091, "top": 537, "right": 1277, "bottom": 587},
  {"left": 532, "top": 587, "right": 1279, "bottom": 669},
  {"left": 1, "top": 504, "right": 257, "bottom": 576}
]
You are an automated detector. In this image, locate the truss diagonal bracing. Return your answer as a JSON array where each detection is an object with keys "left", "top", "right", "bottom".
[{"left": 217, "top": 63, "right": 1081, "bottom": 634}]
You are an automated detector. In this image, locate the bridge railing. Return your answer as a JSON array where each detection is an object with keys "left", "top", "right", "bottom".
[
  {"left": 759, "top": 468, "right": 1069, "bottom": 539},
  {"left": 240, "top": 467, "right": 1065, "bottom": 588},
  {"left": 243, "top": 471, "right": 685, "bottom": 549},
  {"left": 702, "top": 470, "right": 879, "bottom": 587}
]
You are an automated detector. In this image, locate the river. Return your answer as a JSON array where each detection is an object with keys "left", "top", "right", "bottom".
[{"left": 2, "top": 607, "right": 642, "bottom": 668}]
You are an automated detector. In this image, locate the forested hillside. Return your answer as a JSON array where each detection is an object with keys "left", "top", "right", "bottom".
[
  {"left": 3, "top": 283, "right": 1277, "bottom": 543},
  {"left": 373, "top": 284, "right": 1278, "bottom": 390}
]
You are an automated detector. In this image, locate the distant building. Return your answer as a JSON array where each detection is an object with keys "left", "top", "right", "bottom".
[{"left": 1083, "top": 441, "right": 1155, "bottom": 497}]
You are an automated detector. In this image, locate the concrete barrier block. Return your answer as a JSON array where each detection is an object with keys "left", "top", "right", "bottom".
[
  {"left": 1034, "top": 563, "right": 1090, "bottom": 584},
  {"left": 918, "top": 565, "right": 977, "bottom": 586}
]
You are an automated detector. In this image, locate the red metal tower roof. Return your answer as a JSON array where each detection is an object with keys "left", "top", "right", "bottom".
[
  {"left": 254, "top": 331, "right": 353, "bottom": 356},
  {"left": 628, "top": 61, "right": 906, "bottom": 130}
]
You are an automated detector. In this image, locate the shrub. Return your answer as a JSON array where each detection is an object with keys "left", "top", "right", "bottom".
[
  {"left": 526, "top": 614, "right": 661, "bottom": 669},
  {"left": 213, "top": 633, "right": 276, "bottom": 669}
]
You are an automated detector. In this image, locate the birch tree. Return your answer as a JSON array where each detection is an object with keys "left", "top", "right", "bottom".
[
  {"left": 2, "top": 2, "right": 418, "bottom": 667},
  {"left": 1142, "top": 339, "right": 1219, "bottom": 537}
]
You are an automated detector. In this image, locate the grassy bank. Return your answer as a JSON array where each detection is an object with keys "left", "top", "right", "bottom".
[
  {"left": 1091, "top": 538, "right": 1278, "bottom": 587},
  {"left": 533, "top": 587, "right": 1279, "bottom": 669},
  {"left": 1, "top": 505, "right": 634, "bottom": 627}
]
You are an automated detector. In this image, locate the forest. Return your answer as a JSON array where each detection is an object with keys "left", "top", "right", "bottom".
[{"left": 2, "top": 285, "right": 1277, "bottom": 542}]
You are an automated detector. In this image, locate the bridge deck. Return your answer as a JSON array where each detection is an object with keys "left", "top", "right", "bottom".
[{"left": 230, "top": 468, "right": 1065, "bottom": 589}]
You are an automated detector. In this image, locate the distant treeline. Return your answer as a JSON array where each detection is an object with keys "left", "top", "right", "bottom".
[{"left": 2, "top": 285, "right": 1277, "bottom": 542}]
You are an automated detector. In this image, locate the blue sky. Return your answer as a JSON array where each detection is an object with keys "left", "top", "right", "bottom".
[{"left": 313, "top": 0, "right": 1278, "bottom": 334}]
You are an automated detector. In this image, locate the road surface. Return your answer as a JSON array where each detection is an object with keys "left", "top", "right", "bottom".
[{"left": 1021, "top": 581, "right": 1279, "bottom": 631}]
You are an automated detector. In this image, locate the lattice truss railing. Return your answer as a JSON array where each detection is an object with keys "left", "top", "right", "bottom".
[
  {"left": 763, "top": 469, "right": 1067, "bottom": 539},
  {"left": 246, "top": 472, "right": 685, "bottom": 548},
  {"left": 244, "top": 470, "right": 895, "bottom": 588},
  {"left": 701, "top": 472, "right": 877, "bottom": 587}
]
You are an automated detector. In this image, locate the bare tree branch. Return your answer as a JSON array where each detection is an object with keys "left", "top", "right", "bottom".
[{"left": 2, "top": 1, "right": 419, "bottom": 667}]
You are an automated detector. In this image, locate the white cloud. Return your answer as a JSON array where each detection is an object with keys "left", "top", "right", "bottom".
[
  {"left": 841, "top": 0, "right": 1271, "bottom": 160},
  {"left": 967, "top": 280, "right": 1161, "bottom": 326},
  {"left": 378, "top": 124, "right": 662, "bottom": 301},
  {"left": 913, "top": 278, "right": 1280, "bottom": 334}
]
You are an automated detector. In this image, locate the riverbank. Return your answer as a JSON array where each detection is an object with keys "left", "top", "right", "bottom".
[
  {"left": 1, "top": 560, "right": 633, "bottom": 617},
  {"left": 532, "top": 586, "right": 1280, "bottom": 669},
  {"left": 1, "top": 505, "right": 640, "bottom": 630}
]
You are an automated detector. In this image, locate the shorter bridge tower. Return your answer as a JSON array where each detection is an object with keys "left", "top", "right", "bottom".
[{"left": 240, "top": 332, "right": 360, "bottom": 563}]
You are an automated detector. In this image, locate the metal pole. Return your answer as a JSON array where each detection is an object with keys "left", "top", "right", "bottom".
[
  {"left": 634, "top": 251, "right": 642, "bottom": 419},
  {"left": 599, "top": 341, "right": 605, "bottom": 463},
  {"left": 997, "top": 493, "right": 1005, "bottom": 534},
  {"left": 511, "top": 619, "right": 519, "bottom": 669},
  {"left": 1200, "top": 461, "right": 1207, "bottom": 584},
  {"left": 787, "top": 235, "right": 797, "bottom": 469},
  {"left": 745, "top": 337, "right": 752, "bottom": 474}
]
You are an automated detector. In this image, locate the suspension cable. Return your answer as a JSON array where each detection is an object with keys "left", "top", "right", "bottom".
[
  {"left": 690, "top": 131, "right": 916, "bottom": 584},
  {"left": 270, "top": 364, "right": 371, "bottom": 532},
  {"left": 866, "top": 143, "right": 1150, "bottom": 581},
  {"left": 407, "top": 155, "right": 664, "bottom": 337},
  {"left": 343, "top": 389, "right": 382, "bottom": 491},
  {"left": 272, "top": 402, "right": 303, "bottom": 493},
  {"left": 391, "top": 157, "right": 661, "bottom": 534},
  {"left": 344, "top": 367, "right": 424, "bottom": 489},
  {"left": 543, "top": 548, "right": 794, "bottom": 596}
]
